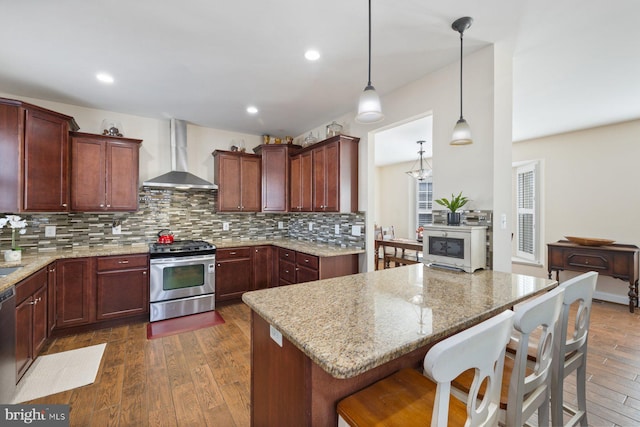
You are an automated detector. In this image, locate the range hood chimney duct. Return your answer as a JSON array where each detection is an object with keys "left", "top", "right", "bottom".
[{"left": 143, "top": 119, "right": 217, "bottom": 190}]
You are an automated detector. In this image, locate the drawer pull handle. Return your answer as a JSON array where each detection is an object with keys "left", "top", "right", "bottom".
[
  {"left": 118, "top": 260, "right": 129, "bottom": 264},
  {"left": 230, "top": 252, "right": 236, "bottom": 255},
  {"left": 304, "top": 259, "right": 309, "bottom": 263}
]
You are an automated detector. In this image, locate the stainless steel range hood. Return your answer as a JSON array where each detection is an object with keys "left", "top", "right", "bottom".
[{"left": 143, "top": 119, "right": 217, "bottom": 190}]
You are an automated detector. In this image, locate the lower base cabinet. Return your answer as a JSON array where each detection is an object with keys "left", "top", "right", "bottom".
[
  {"left": 15, "top": 267, "right": 48, "bottom": 381},
  {"left": 216, "top": 248, "right": 253, "bottom": 302},
  {"left": 95, "top": 254, "right": 149, "bottom": 320},
  {"left": 55, "top": 257, "right": 94, "bottom": 328}
]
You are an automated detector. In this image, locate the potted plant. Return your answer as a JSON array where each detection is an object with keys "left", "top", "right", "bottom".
[
  {"left": 434, "top": 192, "right": 469, "bottom": 225},
  {"left": 0, "top": 215, "right": 27, "bottom": 262}
]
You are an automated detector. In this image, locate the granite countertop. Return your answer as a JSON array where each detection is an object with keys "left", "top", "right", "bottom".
[
  {"left": 0, "top": 239, "right": 364, "bottom": 293},
  {"left": 242, "top": 264, "right": 557, "bottom": 379}
]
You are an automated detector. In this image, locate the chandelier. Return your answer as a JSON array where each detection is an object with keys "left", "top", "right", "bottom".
[{"left": 405, "top": 140, "right": 432, "bottom": 181}]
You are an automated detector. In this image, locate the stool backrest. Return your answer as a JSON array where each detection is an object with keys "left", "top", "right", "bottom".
[
  {"left": 557, "top": 271, "right": 598, "bottom": 355},
  {"left": 424, "top": 310, "right": 515, "bottom": 427},
  {"left": 506, "top": 287, "right": 565, "bottom": 426}
]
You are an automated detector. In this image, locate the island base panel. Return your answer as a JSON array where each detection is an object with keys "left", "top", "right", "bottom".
[{"left": 250, "top": 311, "right": 429, "bottom": 426}]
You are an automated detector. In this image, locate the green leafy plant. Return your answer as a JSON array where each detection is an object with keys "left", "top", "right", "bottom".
[{"left": 434, "top": 192, "right": 469, "bottom": 213}]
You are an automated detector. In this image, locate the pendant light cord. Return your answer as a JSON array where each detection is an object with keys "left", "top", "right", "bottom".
[
  {"left": 459, "top": 31, "right": 463, "bottom": 120},
  {"left": 367, "top": 0, "right": 372, "bottom": 86}
]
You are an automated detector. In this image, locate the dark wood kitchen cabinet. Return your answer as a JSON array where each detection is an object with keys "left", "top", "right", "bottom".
[
  {"left": 0, "top": 97, "right": 78, "bottom": 212},
  {"left": 290, "top": 151, "right": 313, "bottom": 212},
  {"left": 311, "top": 135, "right": 359, "bottom": 213},
  {"left": 15, "top": 267, "right": 48, "bottom": 381},
  {"left": 70, "top": 132, "right": 142, "bottom": 212},
  {"left": 277, "top": 247, "right": 359, "bottom": 286},
  {"left": 254, "top": 144, "right": 301, "bottom": 213},
  {"left": 213, "top": 150, "right": 261, "bottom": 212},
  {"left": 252, "top": 245, "right": 274, "bottom": 290},
  {"left": 47, "top": 262, "right": 57, "bottom": 335},
  {"left": 95, "top": 254, "right": 149, "bottom": 320},
  {"left": 216, "top": 247, "right": 253, "bottom": 301},
  {"left": 55, "top": 257, "right": 94, "bottom": 328}
]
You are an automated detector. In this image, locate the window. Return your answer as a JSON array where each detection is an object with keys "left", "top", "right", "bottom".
[
  {"left": 416, "top": 179, "right": 433, "bottom": 229},
  {"left": 515, "top": 162, "right": 539, "bottom": 262}
]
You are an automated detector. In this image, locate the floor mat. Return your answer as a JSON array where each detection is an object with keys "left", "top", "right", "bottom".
[
  {"left": 147, "top": 310, "right": 225, "bottom": 339},
  {"left": 12, "top": 343, "right": 106, "bottom": 404}
]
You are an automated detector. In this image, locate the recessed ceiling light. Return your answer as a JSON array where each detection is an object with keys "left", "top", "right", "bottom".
[
  {"left": 96, "top": 73, "right": 114, "bottom": 84},
  {"left": 246, "top": 106, "right": 258, "bottom": 114},
  {"left": 305, "top": 50, "right": 320, "bottom": 61}
]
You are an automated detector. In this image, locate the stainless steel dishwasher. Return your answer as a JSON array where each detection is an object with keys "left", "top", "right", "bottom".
[{"left": 0, "top": 285, "right": 16, "bottom": 404}]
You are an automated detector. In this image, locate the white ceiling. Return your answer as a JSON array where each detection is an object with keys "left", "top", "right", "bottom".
[{"left": 2, "top": 1, "right": 640, "bottom": 166}]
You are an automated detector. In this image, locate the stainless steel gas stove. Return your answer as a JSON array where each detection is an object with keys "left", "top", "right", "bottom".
[{"left": 149, "top": 240, "right": 216, "bottom": 322}]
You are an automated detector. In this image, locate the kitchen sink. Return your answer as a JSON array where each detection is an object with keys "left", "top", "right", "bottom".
[{"left": 0, "top": 266, "right": 23, "bottom": 277}]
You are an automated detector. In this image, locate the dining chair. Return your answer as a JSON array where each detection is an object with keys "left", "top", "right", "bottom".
[
  {"left": 452, "top": 286, "right": 565, "bottom": 426},
  {"left": 336, "top": 309, "right": 515, "bottom": 427},
  {"left": 551, "top": 271, "right": 598, "bottom": 427}
]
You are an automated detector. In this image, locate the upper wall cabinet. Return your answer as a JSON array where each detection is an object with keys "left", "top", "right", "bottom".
[
  {"left": 254, "top": 144, "right": 301, "bottom": 213},
  {"left": 70, "top": 132, "right": 142, "bottom": 212},
  {"left": 213, "top": 150, "right": 261, "bottom": 212},
  {"left": 292, "top": 135, "right": 359, "bottom": 213},
  {"left": 0, "top": 97, "right": 79, "bottom": 212}
]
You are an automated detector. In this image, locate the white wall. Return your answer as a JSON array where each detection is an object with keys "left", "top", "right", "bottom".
[
  {"left": 512, "top": 119, "right": 640, "bottom": 303},
  {"left": 374, "top": 160, "right": 418, "bottom": 239}
]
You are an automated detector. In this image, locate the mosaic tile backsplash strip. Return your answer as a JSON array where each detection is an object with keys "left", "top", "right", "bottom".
[{"left": 0, "top": 188, "right": 366, "bottom": 254}]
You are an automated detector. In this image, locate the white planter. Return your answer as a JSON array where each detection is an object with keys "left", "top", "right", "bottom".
[{"left": 4, "top": 249, "right": 21, "bottom": 262}]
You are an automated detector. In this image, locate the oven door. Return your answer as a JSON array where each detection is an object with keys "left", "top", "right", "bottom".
[{"left": 150, "top": 254, "right": 215, "bottom": 303}]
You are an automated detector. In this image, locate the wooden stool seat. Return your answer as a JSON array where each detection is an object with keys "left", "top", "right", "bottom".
[{"left": 337, "top": 368, "right": 468, "bottom": 427}]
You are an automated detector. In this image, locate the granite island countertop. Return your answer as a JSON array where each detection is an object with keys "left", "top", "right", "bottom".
[
  {"left": 0, "top": 239, "right": 364, "bottom": 293},
  {"left": 242, "top": 264, "right": 557, "bottom": 379}
]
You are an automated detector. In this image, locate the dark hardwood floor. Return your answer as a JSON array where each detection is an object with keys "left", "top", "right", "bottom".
[{"left": 25, "top": 298, "right": 640, "bottom": 426}]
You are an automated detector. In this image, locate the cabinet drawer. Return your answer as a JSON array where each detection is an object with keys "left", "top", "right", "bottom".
[
  {"left": 566, "top": 252, "right": 610, "bottom": 273},
  {"left": 97, "top": 254, "right": 148, "bottom": 271},
  {"left": 279, "top": 259, "right": 296, "bottom": 283},
  {"left": 296, "top": 252, "right": 319, "bottom": 270},
  {"left": 217, "top": 247, "right": 251, "bottom": 260},
  {"left": 15, "top": 268, "right": 47, "bottom": 305},
  {"left": 279, "top": 248, "right": 296, "bottom": 261}
]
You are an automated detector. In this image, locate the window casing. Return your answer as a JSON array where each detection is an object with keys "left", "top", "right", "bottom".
[
  {"left": 416, "top": 179, "right": 433, "bottom": 229},
  {"left": 515, "top": 162, "right": 539, "bottom": 262}
]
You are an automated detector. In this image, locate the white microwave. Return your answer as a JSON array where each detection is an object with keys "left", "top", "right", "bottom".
[{"left": 422, "top": 225, "right": 487, "bottom": 273}]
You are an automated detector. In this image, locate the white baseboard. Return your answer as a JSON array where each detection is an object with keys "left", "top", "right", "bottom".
[{"left": 593, "top": 290, "right": 632, "bottom": 306}]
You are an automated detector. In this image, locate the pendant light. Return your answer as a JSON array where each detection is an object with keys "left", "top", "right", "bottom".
[
  {"left": 355, "top": 0, "right": 384, "bottom": 123},
  {"left": 406, "top": 140, "right": 432, "bottom": 181},
  {"left": 450, "top": 16, "right": 473, "bottom": 145}
]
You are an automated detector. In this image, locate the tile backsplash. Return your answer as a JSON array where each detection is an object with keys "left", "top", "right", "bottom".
[{"left": 0, "top": 188, "right": 366, "bottom": 254}]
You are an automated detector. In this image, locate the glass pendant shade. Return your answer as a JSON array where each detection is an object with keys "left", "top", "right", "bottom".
[
  {"left": 356, "top": 85, "right": 384, "bottom": 123},
  {"left": 451, "top": 118, "right": 472, "bottom": 145}
]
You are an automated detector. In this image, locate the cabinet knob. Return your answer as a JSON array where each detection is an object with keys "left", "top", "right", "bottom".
[
  {"left": 100, "top": 204, "right": 105, "bottom": 208},
  {"left": 304, "top": 259, "right": 309, "bottom": 263},
  {"left": 107, "top": 204, "right": 111, "bottom": 208},
  {"left": 217, "top": 263, "right": 221, "bottom": 267},
  {"left": 62, "top": 203, "right": 67, "bottom": 207},
  {"left": 142, "top": 271, "right": 147, "bottom": 275}
]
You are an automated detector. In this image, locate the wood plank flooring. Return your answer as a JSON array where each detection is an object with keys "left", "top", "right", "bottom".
[{"left": 24, "top": 299, "right": 640, "bottom": 426}]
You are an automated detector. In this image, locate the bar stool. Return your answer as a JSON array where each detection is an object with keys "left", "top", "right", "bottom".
[
  {"left": 551, "top": 271, "right": 598, "bottom": 427},
  {"left": 452, "top": 286, "right": 565, "bottom": 426},
  {"left": 336, "top": 309, "right": 515, "bottom": 427}
]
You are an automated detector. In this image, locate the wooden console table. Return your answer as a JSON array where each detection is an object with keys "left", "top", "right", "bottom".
[{"left": 547, "top": 240, "right": 639, "bottom": 313}]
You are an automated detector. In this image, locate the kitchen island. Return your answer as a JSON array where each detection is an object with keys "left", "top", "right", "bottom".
[{"left": 242, "top": 264, "right": 557, "bottom": 426}]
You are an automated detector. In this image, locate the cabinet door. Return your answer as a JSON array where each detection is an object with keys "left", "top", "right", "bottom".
[
  {"left": 23, "top": 109, "right": 70, "bottom": 211},
  {"left": 96, "top": 268, "right": 148, "bottom": 320},
  {"left": 56, "top": 258, "right": 93, "bottom": 327},
  {"left": 106, "top": 140, "right": 140, "bottom": 211},
  {"left": 47, "top": 263, "right": 56, "bottom": 334},
  {"left": 32, "top": 284, "right": 48, "bottom": 357},
  {"left": 253, "top": 246, "right": 273, "bottom": 290},
  {"left": 261, "top": 146, "right": 288, "bottom": 212},
  {"left": 296, "top": 265, "right": 319, "bottom": 284},
  {"left": 71, "top": 136, "right": 106, "bottom": 211},
  {"left": 15, "top": 297, "right": 33, "bottom": 381},
  {"left": 312, "top": 142, "right": 339, "bottom": 212},
  {"left": 217, "top": 153, "right": 242, "bottom": 211},
  {"left": 240, "top": 156, "right": 262, "bottom": 212},
  {"left": 216, "top": 258, "right": 253, "bottom": 301},
  {"left": 290, "top": 152, "right": 313, "bottom": 212}
]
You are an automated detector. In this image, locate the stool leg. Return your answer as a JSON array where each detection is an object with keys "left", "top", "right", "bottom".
[
  {"left": 551, "top": 367, "right": 564, "bottom": 427},
  {"left": 576, "top": 361, "right": 588, "bottom": 426}
]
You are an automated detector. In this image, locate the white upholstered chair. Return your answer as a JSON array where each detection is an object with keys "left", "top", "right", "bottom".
[{"left": 336, "top": 309, "right": 515, "bottom": 427}]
